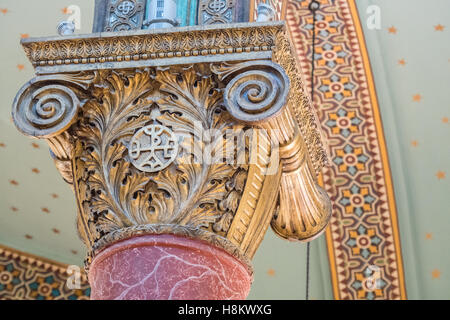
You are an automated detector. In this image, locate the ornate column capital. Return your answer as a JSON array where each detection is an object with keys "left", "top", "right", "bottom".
[{"left": 12, "top": 21, "right": 331, "bottom": 272}]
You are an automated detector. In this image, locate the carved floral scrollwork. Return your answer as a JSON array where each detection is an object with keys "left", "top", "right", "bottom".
[{"left": 211, "top": 60, "right": 290, "bottom": 124}]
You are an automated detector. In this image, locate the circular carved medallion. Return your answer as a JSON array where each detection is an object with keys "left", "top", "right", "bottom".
[
  {"left": 129, "top": 125, "right": 178, "bottom": 173},
  {"left": 115, "top": 0, "right": 136, "bottom": 17},
  {"left": 208, "top": 0, "right": 227, "bottom": 13}
]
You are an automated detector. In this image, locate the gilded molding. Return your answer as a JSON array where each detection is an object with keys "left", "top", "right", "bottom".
[{"left": 21, "top": 22, "right": 282, "bottom": 72}]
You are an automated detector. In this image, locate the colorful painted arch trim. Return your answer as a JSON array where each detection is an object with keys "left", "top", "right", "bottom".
[{"left": 285, "top": 0, "right": 406, "bottom": 299}]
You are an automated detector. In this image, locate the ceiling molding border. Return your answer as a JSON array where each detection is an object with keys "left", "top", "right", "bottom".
[{"left": 0, "top": 244, "right": 90, "bottom": 300}]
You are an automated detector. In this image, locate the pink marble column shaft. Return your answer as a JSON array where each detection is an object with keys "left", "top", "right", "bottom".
[{"left": 88, "top": 234, "right": 252, "bottom": 300}]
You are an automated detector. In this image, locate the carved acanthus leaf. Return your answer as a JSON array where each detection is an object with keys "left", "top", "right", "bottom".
[
  {"left": 75, "top": 69, "right": 155, "bottom": 234},
  {"left": 152, "top": 66, "right": 244, "bottom": 228},
  {"left": 71, "top": 66, "right": 248, "bottom": 248}
]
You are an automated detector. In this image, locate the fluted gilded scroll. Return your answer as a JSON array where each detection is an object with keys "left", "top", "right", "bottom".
[{"left": 213, "top": 58, "right": 332, "bottom": 242}]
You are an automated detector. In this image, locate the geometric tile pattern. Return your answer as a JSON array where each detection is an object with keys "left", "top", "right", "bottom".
[
  {"left": 286, "top": 0, "right": 406, "bottom": 299},
  {"left": 0, "top": 245, "right": 90, "bottom": 300}
]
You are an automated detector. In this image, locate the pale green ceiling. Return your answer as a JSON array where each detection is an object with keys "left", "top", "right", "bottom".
[{"left": 0, "top": 0, "right": 448, "bottom": 300}]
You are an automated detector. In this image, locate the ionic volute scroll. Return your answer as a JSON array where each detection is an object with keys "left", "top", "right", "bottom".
[
  {"left": 211, "top": 59, "right": 332, "bottom": 242},
  {"left": 12, "top": 72, "right": 100, "bottom": 183}
]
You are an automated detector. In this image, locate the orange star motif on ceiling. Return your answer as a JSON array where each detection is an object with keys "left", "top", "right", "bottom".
[
  {"left": 0, "top": 142, "right": 5, "bottom": 147},
  {"left": 411, "top": 140, "right": 418, "bottom": 147},
  {"left": 10, "top": 207, "right": 18, "bottom": 212},
  {"left": 432, "top": 269, "right": 441, "bottom": 279},
  {"left": 31, "top": 168, "right": 40, "bottom": 174},
  {"left": 434, "top": 24, "right": 445, "bottom": 31},
  {"left": 52, "top": 228, "right": 60, "bottom": 234},
  {"left": 51, "top": 193, "right": 59, "bottom": 199},
  {"left": 436, "top": 171, "right": 446, "bottom": 180},
  {"left": 17, "top": 64, "right": 25, "bottom": 71},
  {"left": 25, "top": 234, "right": 33, "bottom": 240},
  {"left": 398, "top": 59, "right": 406, "bottom": 66},
  {"left": 71, "top": 250, "right": 78, "bottom": 255},
  {"left": 41, "top": 207, "right": 50, "bottom": 214},
  {"left": 9, "top": 180, "right": 18, "bottom": 186},
  {"left": 425, "top": 233, "right": 432, "bottom": 240},
  {"left": 267, "top": 268, "right": 276, "bottom": 276},
  {"left": 0, "top": 8, "right": 8, "bottom": 14},
  {"left": 62, "top": 7, "right": 72, "bottom": 14},
  {"left": 413, "top": 94, "right": 422, "bottom": 102},
  {"left": 20, "top": 34, "right": 29, "bottom": 39},
  {"left": 388, "top": 26, "right": 397, "bottom": 34},
  {"left": 442, "top": 117, "right": 449, "bottom": 124},
  {"left": 31, "top": 142, "right": 40, "bottom": 149}
]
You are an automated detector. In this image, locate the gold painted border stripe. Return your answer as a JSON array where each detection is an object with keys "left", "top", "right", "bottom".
[{"left": 325, "top": 0, "right": 407, "bottom": 299}]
